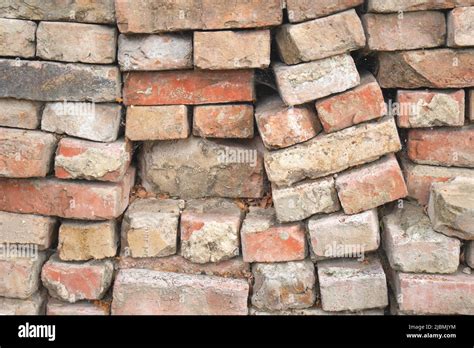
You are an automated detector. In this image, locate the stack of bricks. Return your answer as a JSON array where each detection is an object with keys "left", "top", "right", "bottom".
[{"left": 0, "top": 0, "right": 473, "bottom": 315}]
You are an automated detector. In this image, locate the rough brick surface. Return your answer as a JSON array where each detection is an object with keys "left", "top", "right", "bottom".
[
  {"left": 118, "top": 33, "right": 193, "bottom": 71},
  {"left": 121, "top": 198, "right": 183, "bottom": 258},
  {"left": 58, "top": 221, "right": 118, "bottom": 261},
  {"left": 115, "top": 0, "right": 282, "bottom": 33},
  {"left": 382, "top": 201, "right": 460, "bottom": 273},
  {"left": 318, "top": 257, "right": 388, "bottom": 312},
  {"left": 180, "top": 199, "right": 243, "bottom": 263},
  {"left": 397, "top": 89, "right": 465, "bottom": 128},
  {"left": 428, "top": 178, "right": 474, "bottom": 240},
  {"left": 0, "top": 99, "right": 42, "bottom": 130},
  {"left": 139, "top": 136, "right": 265, "bottom": 199},
  {"left": 41, "top": 102, "right": 122, "bottom": 142},
  {"left": 0, "top": 211, "right": 56, "bottom": 250},
  {"left": 367, "top": 0, "right": 456, "bottom": 12},
  {"left": 112, "top": 269, "right": 249, "bottom": 315},
  {"left": 272, "top": 177, "right": 340, "bottom": 223},
  {"left": 193, "top": 104, "right": 254, "bottom": 139},
  {"left": 264, "top": 116, "right": 401, "bottom": 187},
  {"left": 241, "top": 207, "right": 306, "bottom": 263},
  {"left": 41, "top": 254, "right": 114, "bottom": 303},
  {"left": 0, "top": 128, "right": 57, "bottom": 178},
  {"left": 377, "top": 49, "right": 474, "bottom": 88},
  {"left": 0, "top": 59, "right": 121, "bottom": 102},
  {"left": 276, "top": 10, "right": 365, "bottom": 64},
  {"left": 47, "top": 298, "right": 110, "bottom": 315},
  {"left": 0, "top": 290, "right": 46, "bottom": 315},
  {"left": 37, "top": 22, "right": 117, "bottom": 64},
  {"left": 335, "top": 154, "right": 408, "bottom": 215},
  {"left": 286, "top": 0, "right": 364, "bottom": 23},
  {"left": 315, "top": 72, "right": 386, "bottom": 133},
  {"left": 448, "top": 7, "right": 474, "bottom": 47},
  {"left": 124, "top": 70, "right": 255, "bottom": 106},
  {"left": 469, "top": 89, "right": 474, "bottom": 122},
  {"left": 255, "top": 96, "right": 321, "bottom": 149},
  {"left": 407, "top": 126, "right": 474, "bottom": 167},
  {"left": 362, "top": 11, "right": 446, "bottom": 51},
  {"left": 273, "top": 54, "right": 360, "bottom": 106},
  {"left": 0, "top": 18, "right": 36, "bottom": 58},
  {"left": 308, "top": 209, "right": 380, "bottom": 259},
  {"left": 194, "top": 30, "right": 271, "bottom": 70},
  {"left": 251, "top": 261, "right": 316, "bottom": 311},
  {"left": 0, "top": 167, "right": 135, "bottom": 220},
  {"left": 55, "top": 138, "right": 132, "bottom": 182}
]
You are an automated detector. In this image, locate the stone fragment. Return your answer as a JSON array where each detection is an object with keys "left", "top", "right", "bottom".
[
  {"left": 448, "top": 7, "right": 474, "bottom": 47},
  {"left": 286, "top": 0, "right": 364, "bottom": 23},
  {"left": 251, "top": 261, "right": 316, "bottom": 311},
  {"left": 0, "top": 18, "right": 36, "bottom": 58},
  {"left": 0, "top": 99, "right": 42, "bottom": 130},
  {"left": 466, "top": 241, "right": 474, "bottom": 268}
]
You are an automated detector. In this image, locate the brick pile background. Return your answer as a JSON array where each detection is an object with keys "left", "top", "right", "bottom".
[{"left": 0, "top": 0, "right": 473, "bottom": 315}]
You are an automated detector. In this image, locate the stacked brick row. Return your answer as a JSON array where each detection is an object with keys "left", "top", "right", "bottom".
[{"left": 0, "top": 0, "right": 473, "bottom": 315}]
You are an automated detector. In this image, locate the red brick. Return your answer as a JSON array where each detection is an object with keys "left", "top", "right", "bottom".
[
  {"left": 0, "top": 167, "right": 135, "bottom": 220},
  {"left": 41, "top": 254, "right": 114, "bottom": 303},
  {"left": 0, "top": 128, "right": 57, "bottom": 178},
  {"left": 407, "top": 125, "right": 474, "bottom": 167},
  {"left": 46, "top": 297, "right": 110, "bottom": 315},
  {"left": 286, "top": 0, "right": 364, "bottom": 23},
  {"left": 255, "top": 96, "right": 321, "bottom": 149},
  {"left": 241, "top": 207, "right": 307, "bottom": 263},
  {"left": 193, "top": 104, "right": 254, "bottom": 139},
  {"left": 112, "top": 269, "right": 249, "bottom": 315},
  {"left": 315, "top": 72, "right": 386, "bottom": 133},
  {"left": 55, "top": 138, "right": 132, "bottom": 182},
  {"left": 336, "top": 154, "right": 408, "bottom": 214},
  {"left": 448, "top": 7, "right": 474, "bottom": 47},
  {"left": 124, "top": 70, "right": 255, "bottom": 106}
]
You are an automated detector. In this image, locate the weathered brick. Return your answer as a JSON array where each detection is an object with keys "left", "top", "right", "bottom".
[
  {"left": 0, "top": 18, "right": 36, "bottom": 58},
  {"left": 0, "top": 211, "right": 56, "bottom": 250},
  {"left": 466, "top": 241, "right": 474, "bottom": 268},
  {"left": 397, "top": 89, "right": 465, "bottom": 128},
  {"left": 286, "top": 0, "right": 364, "bottom": 23},
  {"left": 251, "top": 261, "right": 316, "bottom": 311},
  {"left": 41, "top": 254, "right": 114, "bottom": 303},
  {"left": 448, "top": 7, "right": 474, "bottom": 47},
  {"left": 193, "top": 104, "right": 254, "bottom": 139},
  {"left": 469, "top": 89, "right": 474, "bottom": 121},
  {"left": 0, "top": 167, "right": 135, "bottom": 220},
  {"left": 112, "top": 269, "right": 249, "bottom": 315},
  {"left": 401, "top": 156, "right": 474, "bottom": 205},
  {"left": 126, "top": 105, "right": 190, "bottom": 141},
  {"left": 41, "top": 102, "right": 121, "bottom": 142},
  {"left": 276, "top": 10, "right": 365, "bottom": 65},
  {"left": 255, "top": 96, "right": 321, "bottom": 149},
  {"left": 118, "top": 255, "right": 250, "bottom": 279},
  {"left": 55, "top": 138, "right": 132, "bottom": 182},
  {"left": 0, "top": 59, "right": 121, "bottom": 102},
  {"left": 140, "top": 136, "right": 265, "bottom": 199},
  {"left": 377, "top": 49, "right": 474, "bottom": 88},
  {"left": 58, "top": 221, "right": 118, "bottom": 261},
  {"left": 0, "top": 0, "right": 115, "bottom": 23},
  {"left": 251, "top": 306, "right": 385, "bottom": 316},
  {"left": 367, "top": 0, "right": 456, "bottom": 12},
  {"left": 273, "top": 54, "right": 360, "bottom": 106},
  {"left": 391, "top": 268, "right": 474, "bottom": 314},
  {"left": 407, "top": 125, "right": 474, "bottom": 167},
  {"left": 0, "top": 253, "right": 48, "bottom": 299},
  {"left": 0, "top": 99, "right": 42, "bottom": 130},
  {"left": 264, "top": 116, "right": 401, "bottom": 187},
  {"left": 318, "top": 256, "right": 388, "bottom": 312},
  {"left": 194, "top": 30, "right": 271, "bottom": 70},
  {"left": 362, "top": 11, "right": 446, "bottom": 51},
  {"left": 272, "top": 177, "right": 340, "bottom": 223},
  {"left": 382, "top": 200, "right": 461, "bottom": 273},
  {"left": 315, "top": 72, "right": 386, "bottom": 133},
  {"left": 46, "top": 298, "right": 110, "bottom": 315},
  {"left": 118, "top": 33, "right": 193, "bottom": 71},
  {"left": 121, "top": 198, "right": 183, "bottom": 258},
  {"left": 124, "top": 70, "right": 255, "bottom": 105},
  {"left": 0, "top": 128, "right": 57, "bottom": 178},
  {"left": 308, "top": 209, "right": 380, "bottom": 259},
  {"left": 241, "top": 207, "right": 306, "bottom": 263},
  {"left": 115, "top": 0, "right": 282, "bottom": 33},
  {"left": 428, "top": 178, "right": 474, "bottom": 240},
  {"left": 336, "top": 154, "right": 408, "bottom": 215},
  {"left": 181, "top": 199, "right": 243, "bottom": 263},
  {"left": 0, "top": 290, "right": 46, "bottom": 315}
]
